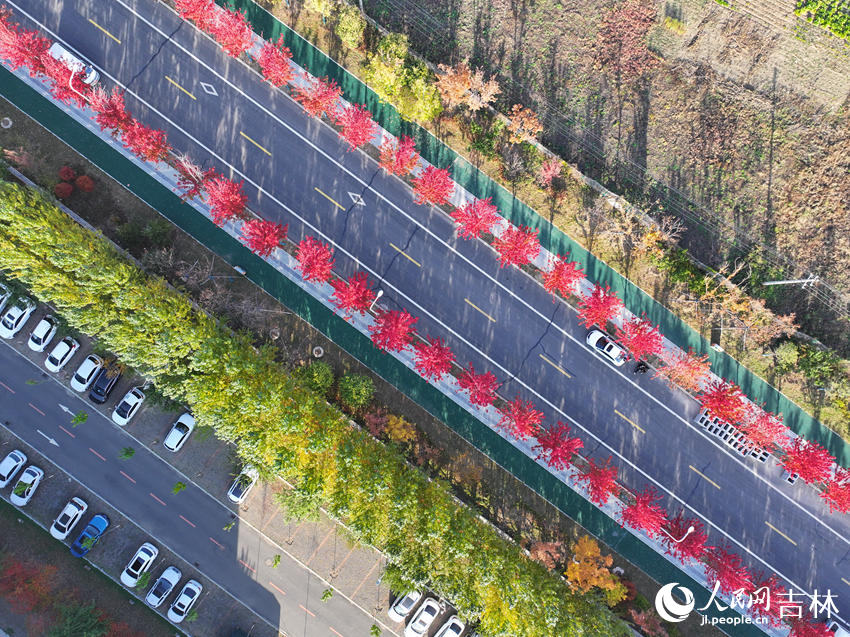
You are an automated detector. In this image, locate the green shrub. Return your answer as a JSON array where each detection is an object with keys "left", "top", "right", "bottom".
[
  {"left": 335, "top": 4, "right": 366, "bottom": 48},
  {"left": 795, "top": 0, "right": 850, "bottom": 39},
  {"left": 337, "top": 373, "right": 374, "bottom": 411},
  {"left": 299, "top": 360, "right": 335, "bottom": 395}
]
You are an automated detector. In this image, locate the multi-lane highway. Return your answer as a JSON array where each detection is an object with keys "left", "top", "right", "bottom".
[
  {"left": 6, "top": 0, "right": 850, "bottom": 627},
  {"left": 0, "top": 341, "right": 392, "bottom": 636}
]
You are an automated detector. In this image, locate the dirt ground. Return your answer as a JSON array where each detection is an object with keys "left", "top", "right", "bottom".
[
  {"left": 0, "top": 95, "right": 722, "bottom": 636},
  {"left": 0, "top": 499, "right": 174, "bottom": 637}
]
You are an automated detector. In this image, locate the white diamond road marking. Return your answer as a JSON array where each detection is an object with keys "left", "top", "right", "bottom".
[
  {"left": 199, "top": 82, "right": 218, "bottom": 96},
  {"left": 348, "top": 192, "right": 365, "bottom": 206}
]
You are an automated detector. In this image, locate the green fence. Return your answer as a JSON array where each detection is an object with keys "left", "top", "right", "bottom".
[
  {"left": 0, "top": 65, "right": 766, "bottom": 635},
  {"left": 220, "top": 0, "right": 850, "bottom": 466}
]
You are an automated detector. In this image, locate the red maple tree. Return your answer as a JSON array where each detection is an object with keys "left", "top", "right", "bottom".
[
  {"left": 450, "top": 197, "right": 501, "bottom": 240},
  {"left": 577, "top": 284, "right": 623, "bottom": 329},
  {"left": 493, "top": 225, "right": 540, "bottom": 268},
  {"left": 738, "top": 405, "right": 789, "bottom": 451},
  {"left": 412, "top": 166, "right": 454, "bottom": 206},
  {"left": 89, "top": 87, "right": 133, "bottom": 135},
  {"left": 329, "top": 271, "right": 375, "bottom": 318},
  {"left": 175, "top": 0, "right": 216, "bottom": 31},
  {"left": 0, "top": 11, "right": 49, "bottom": 74},
  {"left": 295, "top": 237, "right": 335, "bottom": 283},
  {"left": 174, "top": 153, "right": 214, "bottom": 200},
  {"left": 787, "top": 619, "right": 834, "bottom": 637},
  {"left": 369, "top": 309, "right": 418, "bottom": 352},
  {"left": 698, "top": 380, "right": 747, "bottom": 425},
  {"left": 457, "top": 365, "right": 500, "bottom": 407},
  {"left": 749, "top": 573, "right": 788, "bottom": 629},
  {"left": 39, "top": 51, "right": 91, "bottom": 107},
  {"left": 240, "top": 219, "right": 288, "bottom": 256},
  {"left": 293, "top": 75, "right": 342, "bottom": 119},
  {"left": 621, "top": 486, "right": 667, "bottom": 538},
  {"left": 616, "top": 316, "right": 663, "bottom": 361},
  {"left": 781, "top": 438, "right": 835, "bottom": 485},
  {"left": 821, "top": 467, "right": 850, "bottom": 514},
  {"left": 336, "top": 104, "right": 377, "bottom": 150},
  {"left": 576, "top": 456, "right": 619, "bottom": 505},
  {"left": 543, "top": 255, "right": 584, "bottom": 299},
  {"left": 208, "top": 7, "right": 254, "bottom": 58},
  {"left": 532, "top": 422, "right": 583, "bottom": 471},
  {"left": 413, "top": 336, "right": 456, "bottom": 381},
  {"left": 257, "top": 35, "right": 293, "bottom": 86},
  {"left": 654, "top": 348, "right": 711, "bottom": 393},
  {"left": 704, "top": 544, "right": 753, "bottom": 595},
  {"left": 660, "top": 512, "right": 707, "bottom": 564},
  {"left": 378, "top": 135, "right": 419, "bottom": 176},
  {"left": 204, "top": 172, "right": 248, "bottom": 225},
  {"left": 121, "top": 120, "right": 171, "bottom": 163},
  {"left": 497, "top": 397, "right": 544, "bottom": 441}
]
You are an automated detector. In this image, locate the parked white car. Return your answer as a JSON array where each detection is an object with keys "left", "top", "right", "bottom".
[
  {"left": 112, "top": 387, "right": 145, "bottom": 426},
  {"left": 0, "top": 450, "right": 27, "bottom": 488},
  {"left": 27, "top": 315, "right": 57, "bottom": 352},
  {"left": 434, "top": 615, "right": 465, "bottom": 637},
  {"left": 70, "top": 354, "right": 104, "bottom": 392},
  {"left": 47, "top": 42, "right": 99, "bottom": 85},
  {"left": 50, "top": 497, "right": 88, "bottom": 540},
  {"left": 168, "top": 579, "right": 202, "bottom": 623},
  {"left": 226, "top": 465, "right": 259, "bottom": 504},
  {"left": 45, "top": 336, "right": 80, "bottom": 372},
  {"left": 163, "top": 412, "right": 195, "bottom": 451},
  {"left": 388, "top": 590, "right": 422, "bottom": 622},
  {"left": 0, "top": 297, "right": 36, "bottom": 339},
  {"left": 120, "top": 542, "right": 158, "bottom": 587},
  {"left": 10, "top": 466, "right": 44, "bottom": 506},
  {"left": 586, "top": 329, "right": 628, "bottom": 367},
  {"left": 146, "top": 565, "right": 182, "bottom": 608},
  {"left": 0, "top": 284, "right": 11, "bottom": 315},
  {"left": 404, "top": 597, "right": 441, "bottom": 637}
]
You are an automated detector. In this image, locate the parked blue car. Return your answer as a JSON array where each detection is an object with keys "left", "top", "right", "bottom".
[{"left": 70, "top": 514, "right": 109, "bottom": 557}]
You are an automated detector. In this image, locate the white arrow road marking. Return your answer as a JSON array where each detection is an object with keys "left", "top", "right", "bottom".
[
  {"left": 58, "top": 404, "right": 74, "bottom": 416},
  {"left": 36, "top": 429, "right": 59, "bottom": 447}
]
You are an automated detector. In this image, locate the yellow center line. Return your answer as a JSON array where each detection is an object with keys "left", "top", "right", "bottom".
[
  {"left": 239, "top": 131, "right": 272, "bottom": 157},
  {"left": 314, "top": 187, "right": 345, "bottom": 210},
  {"left": 389, "top": 243, "right": 421, "bottom": 268},
  {"left": 464, "top": 298, "right": 496, "bottom": 323},
  {"left": 538, "top": 354, "right": 571, "bottom": 379},
  {"left": 614, "top": 409, "right": 645, "bottom": 434},
  {"left": 88, "top": 18, "right": 121, "bottom": 44},
  {"left": 164, "top": 76, "right": 196, "bottom": 101},
  {"left": 689, "top": 465, "right": 721, "bottom": 490},
  {"left": 765, "top": 521, "right": 797, "bottom": 546},
  {"left": 841, "top": 577, "right": 850, "bottom": 588}
]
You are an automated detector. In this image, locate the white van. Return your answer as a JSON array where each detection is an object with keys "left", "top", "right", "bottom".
[
  {"left": 829, "top": 621, "right": 850, "bottom": 637},
  {"left": 47, "top": 42, "right": 99, "bottom": 85}
]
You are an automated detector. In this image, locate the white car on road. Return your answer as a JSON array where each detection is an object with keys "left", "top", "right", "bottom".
[
  {"left": 388, "top": 590, "right": 422, "bottom": 622},
  {"left": 404, "top": 597, "right": 441, "bottom": 637},
  {"left": 45, "top": 336, "right": 80, "bottom": 372},
  {"left": 10, "top": 466, "right": 44, "bottom": 506},
  {"left": 50, "top": 497, "right": 88, "bottom": 540},
  {"left": 163, "top": 412, "right": 195, "bottom": 452},
  {"left": 168, "top": 579, "right": 202, "bottom": 623},
  {"left": 146, "top": 565, "right": 182, "bottom": 608},
  {"left": 27, "top": 315, "right": 57, "bottom": 352},
  {"left": 0, "top": 297, "right": 36, "bottom": 339},
  {"left": 70, "top": 354, "right": 104, "bottom": 392},
  {"left": 112, "top": 387, "right": 145, "bottom": 426},
  {"left": 120, "top": 542, "right": 159, "bottom": 587},
  {"left": 0, "top": 450, "right": 27, "bottom": 488},
  {"left": 586, "top": 329, "right": 628, "bottom": 367}
]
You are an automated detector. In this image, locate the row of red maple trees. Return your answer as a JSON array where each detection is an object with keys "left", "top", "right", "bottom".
[{"left": 0, "top": 6, "right": 842, "bottom": 635}]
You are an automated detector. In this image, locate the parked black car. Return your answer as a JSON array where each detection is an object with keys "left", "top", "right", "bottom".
[{"left": 88, "top": 365, "right": 122, "bottom": 404}]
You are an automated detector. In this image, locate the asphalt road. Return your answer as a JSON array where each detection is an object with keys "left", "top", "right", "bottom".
[
  {"left": 6, "top": 0, "right": 850, "bottom": 626},
  {"left": 0, "top": 341, "right": 390, "bottom": 637}
]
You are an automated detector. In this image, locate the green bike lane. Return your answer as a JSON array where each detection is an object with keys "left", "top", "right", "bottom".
[
  {"left": 0, "top": 66, "right": 767, "bottom": 636},
  {"left": 218, "top": 0, "right": 849, "bottom": 467}
]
